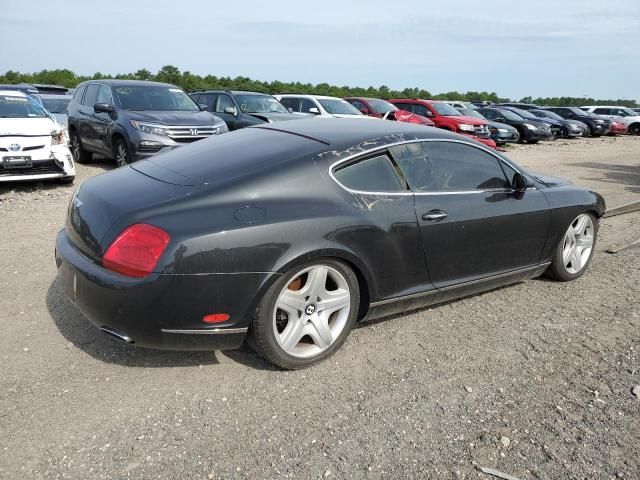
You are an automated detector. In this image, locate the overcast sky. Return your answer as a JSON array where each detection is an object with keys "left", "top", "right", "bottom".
[{"left": 1, "top": 0, "right": 639, "bottom": 100}]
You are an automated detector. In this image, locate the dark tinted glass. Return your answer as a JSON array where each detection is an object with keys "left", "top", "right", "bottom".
[
  {"left": 390, "top": 141, "right": 509, "bottom": 192},
  {"left": 199, "top": 93, "right": 216, "bottom": 111},
  {"left": 349, "top": 99, "right": 366, "bottom": 111},
  {"left": 412, "top": 104, "right": 430, "bottom": 117},
  {"left": 334, "top": 154, "right": 404, "bottom": 192},
  {"left": 279, "top": 97, "right": 299, "bottom": 111},
  {"left": 83, "top": 84, "right": 100, "bottom": 106},
  {"left": 73, "top": 85, "right": 86, "bottom": 103},
  {"left": 300, "top": 98, "right": 317, "bottom": 113}
]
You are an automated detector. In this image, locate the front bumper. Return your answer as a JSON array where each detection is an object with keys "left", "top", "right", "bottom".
[
  {"left": 0, "top": 144, "right": 75, "bottom": 182},
  {"left": 55, "top": 229, "right": 274, "bottom": 351},
  {"left": 491, "top": 130, "right": 519, "bottom": 144}
]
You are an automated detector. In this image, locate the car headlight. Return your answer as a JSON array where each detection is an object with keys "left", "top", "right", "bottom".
[
  {"left": 51, "top": 129, "right": 65, "bottom": 145},
  {"left": 498, "top": 128, "right": 509, "bottom": 133},
  {"left": 458, "top": 124, "right": 475, "bottom": 132},
  {"left": 130, "top": 120, "right": 169, "bottom": 136},
  {"left": 523, "top": 123, "right": 538, "bottom": 131}
]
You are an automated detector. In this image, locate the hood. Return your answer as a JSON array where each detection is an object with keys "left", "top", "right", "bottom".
[
  {"left": 0, "top": 117, "right": 59, "bottom": 136},
  {"left": 528, "top": 171, "right": 571, "bottom": 188},
  {"left": 126, "top": 110, "right": 222, "bottom": 126},
  {"left": 450, "top": 115, "right": 486, "bottom": 126},
  {"left": 487, "top": 121, "right": 516, "bottom": 131},
  {"left": 248, "top": 112, "right": 302, "bottom": 123}
]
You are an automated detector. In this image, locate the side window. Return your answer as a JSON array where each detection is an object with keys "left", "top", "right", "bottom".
[
  {"left": 300, "top": 98, "right": 317, "bottom": 113},
  {"left": 216, "top": 94, "right": 234, "bottom": 112},
  {"left": 594, "top": 108, "right": 609, "bottom": 115},
  {"left": 198, "top": 93, "right": 216, "bottom": 111},
  {"left": 481, "top": 109, "right": 497, "bottom": 120},
  {"left": 389, "top": 141, "right": 510, "bottom": 192},
  {"left": 96, "top": 85, "right": 113, "bottom": 105},
  {"left": 73, "top": 85, "right": 86, "bottom": 103},
  {"left": 83, "top": 84, "right": 100, "bottom": 106},
  {"left": 333, "top": 154, "right": 405, "bottom": 192},
  {"left": 412, "top": 104, "right": 430, "bottom": 117},
  {"left": 279, "top": 97, "right": 299, "bottom": 111},
  {"left": 349, "top": 100, "right": 367, "bottom": 112},
  {"left": 394, "top": 103, "right": 412, "bottom": 113}
]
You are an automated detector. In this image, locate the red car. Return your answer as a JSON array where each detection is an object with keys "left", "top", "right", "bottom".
[
  {"left": 345, "top": 97, "right": 435, "bottom": 127},
  {"left": 388, "top": 99, "right": 497, "bottom": 149},
  {"left": 607, "top": 120, "right": 628, "bottom": 136}
]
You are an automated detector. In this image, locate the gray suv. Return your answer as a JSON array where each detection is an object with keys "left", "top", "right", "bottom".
[{"left": 67, "top": 80, "right": 228, "bottom": 166}]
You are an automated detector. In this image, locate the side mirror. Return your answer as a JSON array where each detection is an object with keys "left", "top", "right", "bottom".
[
  {"left": 199, "top": 103, "right": 208, "bottom": 111},
  {"left": 94, "top": 102, "right": 114, "bottom": 113},
  {"left": 512, "top": 172, "right": 529, "bottom": 192},
  {"left": 309, "top": 107, "right": 320, "bottom": 115},
  {"left": 224, "top": 106, "right": 237, "bottom": 115},
  {"left": 287, "top": 107, "right": 294, "bottom": 113}
]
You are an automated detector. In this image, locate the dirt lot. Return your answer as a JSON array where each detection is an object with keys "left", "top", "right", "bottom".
[{"left": 1, "top": 135, "right": 638, "bottom": 480}]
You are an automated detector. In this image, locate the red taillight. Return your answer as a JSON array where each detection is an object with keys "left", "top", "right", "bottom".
[
  {"left": 102, "top": 224, "right": 170, "bottom": 278},
  {"left": 203, "top": 313, "right": 230, "bottom": 324}
]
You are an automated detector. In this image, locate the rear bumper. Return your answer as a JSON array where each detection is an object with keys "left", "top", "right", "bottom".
[{"left": 55, "top": 229, "right": 275, "bottom": 351}]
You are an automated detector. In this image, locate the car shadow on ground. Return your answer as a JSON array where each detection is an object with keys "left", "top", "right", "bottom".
[
  {"left": 571, "top": 161, "right": 640, "bottom": 196},
  {"left": 46, "top": 279, "right": 221, "bottom": 368}
]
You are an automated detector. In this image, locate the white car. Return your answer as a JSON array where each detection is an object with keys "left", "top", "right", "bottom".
[
  {"left": 0, "top": 90, "right": 75, "bottom": 184},
  {"left": 275, "top": 94, "right": 378, "bottom": 119},
  {"left": 443, "top": 100, "right": 477, "bottom": 110},
  {"left": 581, "top": 105, "right": 640, "bottom": 135}
]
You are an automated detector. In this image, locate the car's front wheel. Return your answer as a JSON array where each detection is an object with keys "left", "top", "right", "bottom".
[
  {"left": 250, "top": 259, "right": 360, "bottom": 370},
  {"left": 114, "top": 137, "right": 132, "bottom": 167},
  {"left": 546, "top": 212, "right": 597, "bottom": 281}
]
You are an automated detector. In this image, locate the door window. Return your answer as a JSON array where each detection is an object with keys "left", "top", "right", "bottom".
[
  {"left": 393, "top": 103, "right": 413, "bottom": 113},
  {"left": 279, "top": 97, "right": 299, "bottom": 111},
  {"left": 96, "top": 85, "right": 113, "bottom": 105},
  {"left": 73, "top": 85, "right": 86, "bottom": 103},
  {"left": 83, "top": 84, "right": 100, "bottom": 106},
  {"left": 411, "top": 104, "right": 431, "bottom": 117},
  {"left": 216, "top": 94, "right": 234, "bottom": 112},
  {"left": 389, "top": 141, "right": 510, "bottom": 192},
  {"left": 594, "top": 108, "right": 610, "bottom": 115},
  {"left": 349, "top": 100, "right": 367, "bottom": 112},
  {"left": 334, "top": 154, "right": 405, "bottom": 192},
  {"left": 198, "top": 93, "right": 216, "bottom": 111},
  {"left": 300, "top": 98, "right": 318, "bottom": 113}
]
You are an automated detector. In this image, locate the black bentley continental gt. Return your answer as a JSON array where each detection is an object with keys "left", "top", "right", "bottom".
[{"left": 55, "top": 119, "right": 604, "bottom": 369}]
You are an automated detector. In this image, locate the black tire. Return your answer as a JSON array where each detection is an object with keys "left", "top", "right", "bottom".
[
  {"left": 250, "top": 259, "right": 360, "bottom": 370},
  {"left": 55, "top": 176, "right": 75, "bottom": 185},
  {"left": 628, "top": 123, "right": 640, "bottom": 136},
  {"left": 516, "top": 127, "right": 526, "bottom": 143},
  {"left": 545, "top": 212, "right": 598, "bottom": 282},
  {"left": 525, "top": 139, "right": 539, "bottom": 144},
  {"left": 585, "top": 124, "right": 594, "bottom": 137},
  {"left": 113, "top": 137, "right": 132, "bottom": 167},
  {"left": 69, "top": 129, "right": 91, "bottom": 164},
  {"left": 560, "top": 127, "right": 569, "bottom": 139}
]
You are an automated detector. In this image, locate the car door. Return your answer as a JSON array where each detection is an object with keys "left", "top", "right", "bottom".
[
  {"left": 78, "top": 83, "right": 100, "bottom": 150},
  {"left": 389, "top": 140, "right": 551, "bottom": 288},
  {"left": 331, "top": 152, "right": 433, "bottom": 300},
  {"left": 210, "top": 93, "right": 239, "bottom": 130},
  {"left": 92, "top": 85, "right": 115, "bottom": 154}
]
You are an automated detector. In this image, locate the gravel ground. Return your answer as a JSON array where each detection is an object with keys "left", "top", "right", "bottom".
[{"left": 0, "top": 136, "right": 638, "bottom": 480}]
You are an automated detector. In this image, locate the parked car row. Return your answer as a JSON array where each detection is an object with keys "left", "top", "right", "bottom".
[{"left": 1, "top": 79, "right": 637, "bottom": 185}]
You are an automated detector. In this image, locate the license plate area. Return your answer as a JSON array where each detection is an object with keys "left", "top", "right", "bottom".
[{"left": 3, "top": 156, "right": 32, "bottom": 169}]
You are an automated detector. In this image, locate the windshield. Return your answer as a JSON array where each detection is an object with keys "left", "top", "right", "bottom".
[
  {"left": 236, "top": 94, "right": 288, "bottom": 114},
  {"left": 431, "top": 102, "right": 461, "bottom": 116},
  {"left": 497, "top": 108, "right": 524, "bottom": 121},
  {"left": 533, "top": 109, "right": 562, "bottom": 121},
  {"left": 115, "top": 86, "right": 199, "bottom": 111},
  {"left": 41, "top": 97, "right": 71, "bottom": 114},
  {"left": 368, "top": 99, "right": 398, "bottom": 114},
  {"left": 458, "top": 108, "right": 485, "bottom": 120},
  {"left": 318, "top": 99, "right": 362, "bottom": 115},
  {"left": 506, "top": 107, "right": 537, "bottom": 119},
  {"left": 620, "top": 107, "right": 637, "bottom": 116},
  {"left": 0, "top": 94, "right": 48, "bottom": 118}
]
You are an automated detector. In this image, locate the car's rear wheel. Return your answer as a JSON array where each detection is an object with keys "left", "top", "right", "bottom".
[
  {"left": 628, "top": 123, "right": 640, "bottom": 136},
  {"left": 250, "top": 259, "right": 359, "bottom": 370},
  {"left": 69, "top": 129, "right": 91, "bottom": 164},
  {"left": 114, "top": 138, "right": 132, "bottom": 167},
  {"left": 546, "top": 212, "right": 597, "bottom": 281}
]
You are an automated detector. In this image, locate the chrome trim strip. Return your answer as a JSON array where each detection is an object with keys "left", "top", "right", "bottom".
[
  {"left": 100, "top": 326, "right": 133, "bottom": 343},
  {"left": 161, "top": 327, "right": 248, "bottom": 335},
  {"left": 369, "top": 263, "right": 551, "bottom": 307},
  {"left": 328, "top": 138, "right": 531, "bottom": 197}
]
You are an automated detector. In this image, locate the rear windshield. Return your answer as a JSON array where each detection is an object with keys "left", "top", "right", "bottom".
[
  {"left": 318, "top": 99, "right": 362, "bottom": 115},
  {"left": 368, "top": 99, "right": 398, "bottom": 115},
  {"left": 115, "top": 86, "right": 199, "bottom": 111},
  {"left": 41, "top": 96, "right": 71, "bottom": 114},
  {"left": 0, "top": 95, "right": 48, "bottom": 118}
]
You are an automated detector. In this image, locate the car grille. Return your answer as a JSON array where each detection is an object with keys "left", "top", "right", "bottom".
[
  {"left": 0, "top": 159, "right": 63, "bottom": 176},
  {"left": 474, "top": 125, "right": 490, "bottom": 137},
  {"left": 0, "top": 145, "right": 45, "bottom": 152},
  {"left": 165, "top": 125, "right": 222, "bottom": 141}
]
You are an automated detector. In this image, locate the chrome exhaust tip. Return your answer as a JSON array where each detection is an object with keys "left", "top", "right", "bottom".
[{"left": 100, "top": 326, "right": 133, "bottom": 343}]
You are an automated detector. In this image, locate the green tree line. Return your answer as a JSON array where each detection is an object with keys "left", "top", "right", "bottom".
[{"left": 1, "top": 66, "right": 637, "bottom": 108}]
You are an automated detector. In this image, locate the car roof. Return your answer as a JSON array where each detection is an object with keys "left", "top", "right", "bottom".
[
  {"left": 582, "top": 105, "right": 630, "bottom": 109},
  {"left": 77, "top": 79, "right": 180, "bottom": 88},
  {"left": 0, "top": 89, "right": 27, "bottom": 97},
  {"left": 256, "top": 117, "right": 463, "bottom": 148},
  {"left": 276, "top": 94, "right": 345, "bottom": 100},
  {"left": 191, "top": 90, "right": 272, "bottom": 96}
]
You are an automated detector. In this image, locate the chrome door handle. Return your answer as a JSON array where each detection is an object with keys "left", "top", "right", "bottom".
[{"left": 422, "top": 210, "right": 448, "bottom": 221}]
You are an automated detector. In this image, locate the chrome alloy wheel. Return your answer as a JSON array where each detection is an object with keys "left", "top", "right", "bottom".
[
  {"left": 70, "top": 134, "right": 81, "bottom": 160},
  {"left": 562, "top": 214, "right": 595, "bottom": 275},
  {"left": 116, "top": 142, "right": 130, "bottom": 167},
  {"left": 273, "top": 265, "right": 351, "bottom": 358}
]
